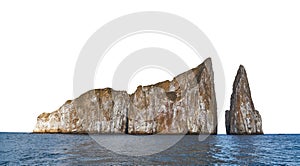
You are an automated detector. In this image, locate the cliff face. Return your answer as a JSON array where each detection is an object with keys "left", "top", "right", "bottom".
[
  {"left": 225, "top": 65, "right": 263, "bottom": 135},
  {"left": 33, "top": 58, "right": 217, "bottom": 134}
]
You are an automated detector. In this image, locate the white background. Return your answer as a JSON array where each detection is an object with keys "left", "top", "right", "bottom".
[{"left": 0, "top": 0, "right": 300, "bottom": 134}]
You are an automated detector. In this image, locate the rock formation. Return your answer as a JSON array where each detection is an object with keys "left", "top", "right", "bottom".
[
  {"left": 33, "top": 58, "right": 218, "bottom": 134},
  {"left": 225, "top": 65, "right": 263, "bottom": 135}
]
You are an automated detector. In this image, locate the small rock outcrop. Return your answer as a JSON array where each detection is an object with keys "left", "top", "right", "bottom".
[
  {"left": 34, "top": 58, "right": 218, "bottom": 134},
  {"left": 225, "top": 65, "right": 263, "bottom": 135}
]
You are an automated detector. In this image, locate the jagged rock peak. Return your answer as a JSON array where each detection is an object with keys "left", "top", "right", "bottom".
[
  {"left": 225, "top": 65, "right": 263, "bottom": 135},
  {"left": 231, "top": 65, "right": 255, "bottom": 110},
  {"left": 33, "top": 58, "right": 218, "bottom": 134}
]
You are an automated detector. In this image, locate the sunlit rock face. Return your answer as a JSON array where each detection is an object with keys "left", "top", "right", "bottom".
[
  {"left": 33, "top": 89, "right": 129, "bottom": 133},
  {"left": 225, "top": 65, "right": 263, "bottom": 135},
  {"left": 33, "top": 58, "right": 217, "bottom": 134}
]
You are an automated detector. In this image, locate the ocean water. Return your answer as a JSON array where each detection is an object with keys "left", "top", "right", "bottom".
[{"left": 0, "top": 133, "right": 299, "bottom": 165}]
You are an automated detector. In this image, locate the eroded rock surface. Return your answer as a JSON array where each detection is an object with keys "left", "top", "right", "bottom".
[
  {"left": 34, "top": 89, "right": 129, "bottom": 133},
  {"left": 34, "top": 58, "right": 217, "bottom": 134},
  {"left": 225, "top": 65, "right": 263, "bottom": 135}
]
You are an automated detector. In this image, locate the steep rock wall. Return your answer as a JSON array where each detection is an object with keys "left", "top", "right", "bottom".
[
  {"left": 33, "top": 58, "right": 217, "bottom": 134},
  {"left": 225, "top": 65, "right": 263, "bottom": 135}
]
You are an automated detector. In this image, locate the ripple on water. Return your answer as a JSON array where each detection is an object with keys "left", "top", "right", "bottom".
[{"left": 0, "top": 133, "right": 299, "bottom": 165}]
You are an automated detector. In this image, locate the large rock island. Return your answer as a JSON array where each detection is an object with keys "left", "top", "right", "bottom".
[
  {"left": 225, "top": 65, "right": 263, "bottom": 135},
  {"left": 34, "top": 58, "right": 218, "bottom": 134}
]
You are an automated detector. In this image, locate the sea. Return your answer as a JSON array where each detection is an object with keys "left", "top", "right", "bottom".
[{"left": 0, "top": 133, "right": 299, "bottom": 165}]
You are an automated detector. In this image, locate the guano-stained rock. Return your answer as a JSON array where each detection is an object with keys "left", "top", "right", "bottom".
[
  {"left": 33, "top": 58, "right": 217, "bottom": 134},
  {"left": 225, "top": 65, "right": 263, "bottom": 135}
]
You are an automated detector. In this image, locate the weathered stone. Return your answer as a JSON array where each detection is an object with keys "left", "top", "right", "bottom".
[
  {"left": 225, "top": 65, "right": 263, "bottom": 135},
  {"left": 33, "top": 58, "right": 217, "bottom": 134},
  {"left": 33, "top": 89, "right": 129, "bottom": 133}
]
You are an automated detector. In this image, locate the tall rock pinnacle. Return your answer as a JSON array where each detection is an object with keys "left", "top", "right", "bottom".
[
  {"left": 33, "top": 58, "right": 217, "bottom": 134},
  {"left": 225, "top": 65, "right": 263, "bottom": 135}
]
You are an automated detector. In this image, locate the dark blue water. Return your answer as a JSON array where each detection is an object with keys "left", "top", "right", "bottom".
[{"left": 0, "top": 133, "right": 299, "bottom": 165}]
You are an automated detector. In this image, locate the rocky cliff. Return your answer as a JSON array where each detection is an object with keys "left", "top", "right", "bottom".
[
  {"left": 225, "top": 65, "right": 263, "bottom": 135},
  {"left": 33, "top": 58, "right": 217, "bottom": 134}
]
